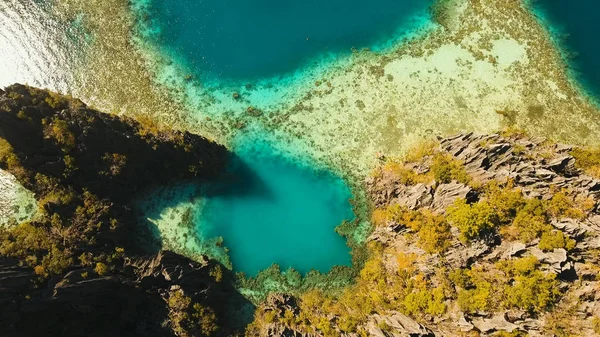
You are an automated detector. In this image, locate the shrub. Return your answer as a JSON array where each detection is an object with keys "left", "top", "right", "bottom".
[
  {"left": 457, "top": 280, "right": 493, "bottom": 313},
  {"left": 505, "top": 271, "right": 561, "bottom": 313},
  {"left": 101, "top": 153, "right": 127, "bottom": 176},
  {"left": 571, "top": 147, "right": 600, "bottom": 179},
  {"left": 94, "top": 262, "right": 109, "bottom": 275},
  {"left": 371, "top": 204, "right": 402, "bottom": 227},
  {"left": 63, "top": 155, "right": 77, "bottom": 177},
  {"left": 456, "top": 266, "right": 503, "bottom": 314},
  {"left": 431, "top": 152, "right": 470, "bottom": 184},
  {"left": 192, "top": 303, "right": 218, "bottom": 335},
  {"left": 538, "top": 231, "right": 576, "bottom": 252},
  {"left": 501, "top": 198, "right": 552, "bottom": 243},
  {"left": 497, "top": 257, "right": 561, "bottom": 314},
  {"left": 404, "top": 139, "right": 438, "bottom": 163},
  {"left": 44, "top": 118, "right": 76, "bottom": 152},
  {"left": 209, "top": 265, "right": 223, "bottom": 282},
  {"left": 41, "top": 246, "right": 73, "bottom": 276},
  {"left": 485, "top": 183, "right": 527, "bottom": 224},
  {"left": 402, "top": 283, "right": 447, "bottom": 317},
  {"left": 407, "top": 210, "right": 452, "bottom": 254},
  {"left": 0, "top": 138, "right": 21, "bottom": 169},
  {"left": 380, "top": 162, "right": 431, "bottom": 185},
  {"left": 547, "top": 192, "right": 588, "bottom": 220},
  {"left": 447, "top": 199, "right": 498, "bottom": 242}
]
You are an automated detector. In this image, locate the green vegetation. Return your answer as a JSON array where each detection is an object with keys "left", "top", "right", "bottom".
[
  {"left": 445, "top": 184, "right": 587, "bottom": 249},
  {"left": 101, "top": 153, "right": 128, "bottom": 176},
  {"left": 248, "top": 135, "right": 596, "bottom": 335},
  {"left": 168, "top": 289, "right": 219, "bottom": 337},
  {"left": 248, "top": 246, "right": 451, "bottom": 336},
  {"left": 43, "top": 117, "right": 76, "bottom": 152},
  {"left": 210, "top": 265, "right": 223, "bottom": 282},
  {"left": 571, "top": 146, "right": 600, "bottom": 179},
  {"left": 448, "top": 198, "right": 498, "bottom": 242},
  {"left": 538, "top": 230, "right": 576, "bottom": 252},
  {"left": 377, "top": 141, "right": 469, "bottom": 186},
  {"left": 94, "top": 262, "right": 109, "bottom": 275},
  {"left": 453, "top": 257, "right": 561, "bottom": 315},
  {"left": 373, "top": 205, "right": 451, "bottom": 253},
  {"left": 431, "top": 152, "right": 470, "bottom": 184}
]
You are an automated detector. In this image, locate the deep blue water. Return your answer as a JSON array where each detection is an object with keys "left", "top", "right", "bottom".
[
  {"left": 139, "top": 0, "right": 433, "bottom": 80},
  {"left": 531, "top": 0, "right": 600, "bottom": 101},
  {"left": 198, "top": 142, "right": 354, "bottom": 276}
]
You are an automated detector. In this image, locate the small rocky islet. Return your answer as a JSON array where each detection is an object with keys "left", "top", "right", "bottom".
[{"left": 1, "top": 85, "right": 600, "bottom": 336}]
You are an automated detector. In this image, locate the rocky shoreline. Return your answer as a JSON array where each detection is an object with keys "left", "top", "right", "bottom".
[
  {"left": 0, "top": 84, "right": 251, "bottom": 337},
  {"left": 249, "top": 131, "right": 600, "bottom": 336},
  {"left": 2, "top": 84, "right": 600, "bottom": 337}
]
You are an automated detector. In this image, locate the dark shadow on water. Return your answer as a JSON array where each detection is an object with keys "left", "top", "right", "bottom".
[
  {"left": 132, "top": 153, "right": 262, "bottom": 330},
  {"left": 201, "top": 153, "right": 275, "bottom": 201},
  {"left": 134, "top": 152, "right": 274, "bottom": 254}
]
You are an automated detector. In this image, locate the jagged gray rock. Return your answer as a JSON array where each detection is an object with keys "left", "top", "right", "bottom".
[
  {"left": 471, "top": 314, "right": 519, "bottom": 333},
  {"left": 366, "top": 312, "right": 435, "bottom": 337},
  {"left": 431, "top": 182, "right": 472, "bottom": 213}
]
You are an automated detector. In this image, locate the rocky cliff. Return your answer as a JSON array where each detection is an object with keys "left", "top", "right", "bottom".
[
  {"left": 248, "top": 132, "right": 600, "bottom": 337},
  {"left": 0, "top": 84, "right": 251, "bottom": 337}
]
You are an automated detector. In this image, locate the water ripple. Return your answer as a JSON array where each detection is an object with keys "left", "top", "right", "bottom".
[{"left": 0, "top": 0, "right": 83, "bottom": 91}]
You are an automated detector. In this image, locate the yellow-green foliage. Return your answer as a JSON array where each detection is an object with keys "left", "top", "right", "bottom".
[
  {"left": 0, "top": 172, "right": 113, "bottom": 279},
  {"left": 168, "top": 290, "right": 219, "bottom": 337},
  {"left": 447, "top": 199, "right": 498, "bottom": 242},
  {"left": 0, "top": 221, "right": 74, "bottom": 278},
  {"left": 404, "top": 209, "right": 452, "bottom": 254},
  {"left": 401, "top": 275, "right": 447, "bottom": 317},
  {"left": 498, "top": 257, "right": 561, "bottom": 313},
  {"left": 192, "top": 303, "right": 218, "bottom": 336},
  {"left": 249, "top": 248, "right": 450, "bottom": 336},
  {"left": 593, "top": 316, "right": 600, "bottom": 334},
  {"left": 0, "top": 138, "right": 20, "bottom": 169},
  {"left": 0, "top": 138, "right": 13, "bottom": 162},
  {"left": 63, "top": 155, "right": 76, "bottom": 177},
  {"left": 94, "top": 262, "right": 109, "bottom": 275},
  {"left": 456, "top": 257, "right": 561, "bottom": 315},
  {"left": 547, "top": 191, "right": 591, "bottom": 220},
  {"left": 371, "top": 204, "right": 402, "bottom": 227},
  {"left": 101, "top": 153, "right": 127, "bottom": 176},
  {"left": 209, "top": 265, "right": 223, "bottom": 282},
  {"left": 372, "top": 206, "right": 451, "bottom": 253},
  {"left": 431, "top": 152, "right": 470, "bottom": 184},
  {"left": 484, "top": 183, "right": 527, "bottom": 224},
  {"left": 44, "top": 118, "right": 76, "bottom": 152},
  {"left": 571, "top": 147, "right": 600, "bottom": 179},
  {"left": 538, "top": 231, "right": 576, "bottom": 252},
  {"left": 501, "top": 198, "right": 552, "bottom": 243},
  {"left": 403, "top": 139, "right": 437, "bottom": 163},
  {"left": 380, "top": 162, "right": 431, "bottom": 185},
  {"left": 456, "top": 266, "right": 499, "bottom": 313}
]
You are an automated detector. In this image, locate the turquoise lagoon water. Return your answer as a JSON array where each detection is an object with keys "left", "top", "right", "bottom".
[
  {"left": 198, "top": 141, "right": 355, "bottom": 276},
  {"left": 131, "top": 0, "right": 435, "bottom": 276},
  {"left": 530, "top": 0, "right": 600, "bottom": 101},
  {"left": 136, "top": 0, "right": 434, "bottom": 81}
]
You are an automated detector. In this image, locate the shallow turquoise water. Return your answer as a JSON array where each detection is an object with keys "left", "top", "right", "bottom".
[
  {"left": 198, "top": 141, "right": 354, "bottom": 276},
  {"left": 136, "top": 0, "right": 433, "bottom": 80},
  {"left": 531, "top": 0, "right": 600, "bottom": 101},
  {"left": 130, "top": 0, "right": 434, "bottom": 275}
]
